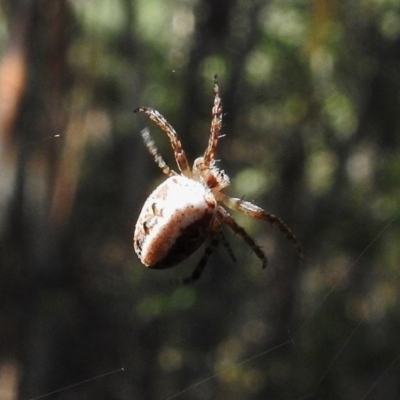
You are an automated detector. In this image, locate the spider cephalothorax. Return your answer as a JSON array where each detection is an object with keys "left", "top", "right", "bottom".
[{"left": 134, "top": 75, "right": 303, "bottom": 283}]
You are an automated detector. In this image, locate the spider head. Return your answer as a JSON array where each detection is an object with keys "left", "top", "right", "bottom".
[{"left": 193, "top": 157, "right": 230, "bottom": 191}]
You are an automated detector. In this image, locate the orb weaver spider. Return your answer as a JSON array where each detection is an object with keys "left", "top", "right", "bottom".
[{"left": 134, "top": 75, "right": 303, "bottom": 283}]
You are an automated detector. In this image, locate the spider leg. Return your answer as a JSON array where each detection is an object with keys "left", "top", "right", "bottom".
[
  {"left": 182, "top": 225, "right": 221, "bottom": 284},
  {"left": 202, "top": 74, "right": 223, "bottom": 168},
  {"left": 217, "top": 206, "right": 268, "bottom": 268},
  {"left": 134, "top": 107, "right": 191, "bottom": 175},
  {"left": 220, "top": 229, "right": 236, "bottom": 262},
  {"left": 140, "top": 128, "right": 177, "bottom": 176},
  {"left": 217, "top": 193, "right": 304, "bottom": 261}
]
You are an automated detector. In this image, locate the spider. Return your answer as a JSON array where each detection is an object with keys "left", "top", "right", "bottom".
[{"left": 133, "top": 75, "right": 303, "bottom": 283}]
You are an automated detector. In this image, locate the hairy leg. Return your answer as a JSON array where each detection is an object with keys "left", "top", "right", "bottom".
[
  {"left": 217, "top": 193, "right": 304, "bottom": 261},
  {"left": 135, "top": 107, "right": 191, "bottom": 175},
  {"left": 140, "top": 128, "right": 177, "bottom": 176},
  {"left": 202, "top": 75, "right": 223, "bottom": 169},
  {"left": 217, "top": 206, "right": 268, "bottom": 269}
]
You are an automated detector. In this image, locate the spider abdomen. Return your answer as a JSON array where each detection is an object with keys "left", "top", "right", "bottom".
[{"left": 134, "top": 175, "right": 217, "bottom": 268}]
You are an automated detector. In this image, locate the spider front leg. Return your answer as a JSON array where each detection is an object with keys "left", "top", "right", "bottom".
[
  {"left": 202, "top": 75, "right": 223, "bottom": 169},
  {"left": 217, "top": 193, "right": 304, "bottom": 261},
  {"left": 140, "top": 128, "right": 177, "bottom": 176},
  {"left": 134, "top": 107, "right": 191, "bottom": 176},
  {"left": 217, "top": 206, "right": 268, "bottom": 268}
]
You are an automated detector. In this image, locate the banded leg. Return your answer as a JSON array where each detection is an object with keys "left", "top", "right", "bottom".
[
  {"left": 202, "top": 75, "right": 223, "bottom": 168},
  {"left": 217, "top": 207, "right": 268, "bottom": 269},
  {"left": 217, "top": 193, "right": 304, "bottom": 261},
  {"left": 135, "top": 107, "right": 191, "bottom": 175},
  {"left": 140, "top": 128, "right": 177, "bottom": 176}
]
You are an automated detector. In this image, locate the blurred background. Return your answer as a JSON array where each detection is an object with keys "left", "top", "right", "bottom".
[{"left": 1, "top": 0, "right": 400, "bottom": 399}]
